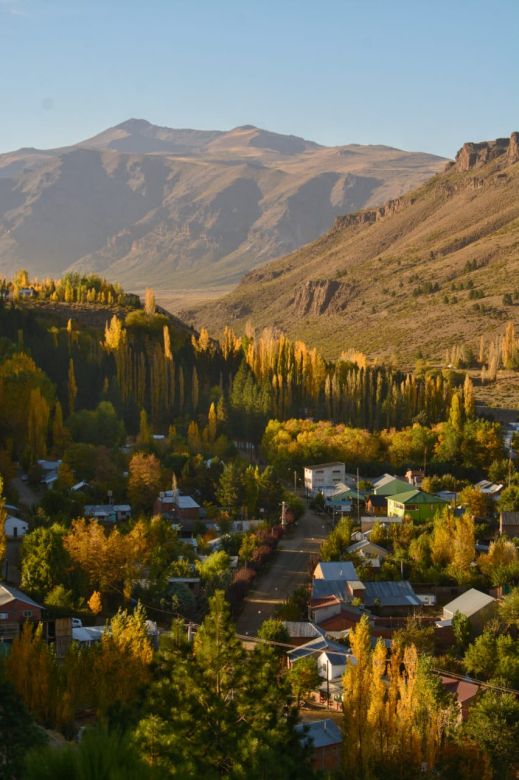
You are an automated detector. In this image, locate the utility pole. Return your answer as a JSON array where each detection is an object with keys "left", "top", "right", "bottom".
[
  {"left": 294, "top": 469, "right": 297, "bottom": 493},
  {"left": 281, "top": 500, "right": 287, "bottom": 528}
]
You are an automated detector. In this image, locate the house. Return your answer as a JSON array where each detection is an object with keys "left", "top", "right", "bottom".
[
  {"left": 387, "top": 489, "right": 448, "bottom": 522},
  {"left": 84, "top": 504, "right": 132, "bottom": 523},
  {"left": 310, "top": 578, "right": 366, "bottom": 623},
  {"left": 345, "top": 539, "right": 388, "bottom": 567},
  {"left": 441, "top": 675, "right": 481, "bottom": 721},
  {"left": 365, "top": 494, "right": 388, "bottom": 515},
  {"left": 442, "top": 588, "right": 497, "bottom": 633},
  {"left": 304, "top": 463, "right": 345, "bottom": 495},
  {"left": 4, "top": 515, "right": 29, "bottom": 538},
  {"left": 19, "top": 287, "right": 36, "bottom": 298},
  {"left": 0, "top": 584, "right": 43, "bottom": 642},
  {"left": 313, "top": 561, "right": 358, "bottom": 581},
  {"left": 362, "top": 581, "right": 422, "bottom": 615},
  {"left": 154, "top": 490, "right": 201, "bottom": 530},
  {"left": 475, "top": 480, "right": 504, "bottom": 499},
  {"left": 38, "top": 458, "right": 61, "bottom": 488},
  {"left": 372, "top": 475, "right": 411, "bottom": 496},
  {"left": 317, "top": 649, "right": 347, "bottom": 682},
  {"left": 296, "top": 719, "right": 343, "bottom": 773},
  {"left": 287, "top": 635, "right": 347, "bottom": 667},
  {"left": 500, "top": 512, "right": 519, "bottom": 539},
  {"left": 361, "top": 515, "right": 402, "bottom": 533},
  {"left": 405, "top": 469, "right": 425, "bottom": 487},
  {"left": 282, "top": 621, "right": 325, "bottom": 646}
]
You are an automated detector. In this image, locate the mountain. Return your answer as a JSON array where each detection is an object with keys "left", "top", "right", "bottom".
[
  {"left": 184, "top": 133, "right": 519, "bottom": 364},
  {"left": 0, "top": 119, "right": 445, "bottom": 290}
]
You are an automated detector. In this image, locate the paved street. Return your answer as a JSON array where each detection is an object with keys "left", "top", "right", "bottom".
[{"left": 236, "top": 505, "right": 332, "bottom": 636}]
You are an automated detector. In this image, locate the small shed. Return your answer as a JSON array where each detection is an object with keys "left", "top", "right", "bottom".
[
  {"left": 442, "top": 588, "right": 497, "bottom": 633},
  {"left": 4, "top": 515, "right": 29, "bottom": 538},
  {"left": 296, "top": 719, "right": 343, "bottom": 773}
]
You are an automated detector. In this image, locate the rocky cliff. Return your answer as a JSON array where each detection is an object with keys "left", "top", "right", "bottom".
[{"left": 455, "top": 132, "right": 519, "bottom": 172}]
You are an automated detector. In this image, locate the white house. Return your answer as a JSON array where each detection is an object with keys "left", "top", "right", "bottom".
[
  {"left": 304, "top": 463, "right": 345, "bottom": 495},
  {"left": 317, "top": 649, "right": 348, "bottom": 681},
  {"left": 4, "top": 515, "right": 29, "bottom": 538}
]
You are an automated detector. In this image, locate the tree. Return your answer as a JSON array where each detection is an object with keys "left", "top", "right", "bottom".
[
  {"left": 93, "top": 604, "right": 153, "bottom": 717},
  {"left": 498, "top": 485, "right": 519, "bottom": 512},
  {"left": 498, "top": 587, "right": 519, "bottom": 630},
  {"left": 51, "top": 400, "right": 67, "bottom": 455},
  {"left": 0, "top": 476, "right": 6, "bottom": 562},
  {"left": 287, "top": 656, "right": 321, "bottom": 707},
  {"left": 136, "top": 408, "right": 153, "bottom": 449},
  {"left": 216, "top": 461, "right": 243, "bottom": 514},
  {"left": 135, "top": 591, "right": 312, "bottom": 778},
  {"left": 144, "top": 288, "right": 156, "bottom": 316},
  {"left": 24, "top": 724, "right": 163, "bottom": 780},
  {"left": 128, "top": 452, "right": 162, "bottom": 514},
  {"left": 458, "top": 486, "right": 493, "bottom": 519},
  {"left": 20, "top": 524, "right": 70, "bottom": 602},
  {"left": 195, "top": 550, "right": 231, "bottom": 595},
  {"left": 452, "top": 610, "right": 473, "bottom": 653},
  {"left": 88, "top": 590, "right": 103, "bottom": 616},
  {"left": 0, "top": 668, "right": 46, "bottom": 779},
  {"left": 67, "top": 358, "right": 77, "bottom": 417},
  {"left": 258, "top": 618, "right": 290, "bottom": 650},
  {"left": 7, "top": 623, "right": 55, "bottom": 725},
  {"left": 464, "top": 692, "right": 519, "bottom": 779}
]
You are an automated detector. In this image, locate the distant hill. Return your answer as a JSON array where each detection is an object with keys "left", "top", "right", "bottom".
[
  {"left": 0, "top": 119, "right": 445, "bottom": 290},
  {"left": 185, "top": 133, "right": 519, "bottom": 364}
]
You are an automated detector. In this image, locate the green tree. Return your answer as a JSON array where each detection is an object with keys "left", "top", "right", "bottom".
[
  {"left": 24, "top": 724, "right": 163, "bottom": 780},
  {"left": 287, "top": 656, "right": 321, "bottom": 707},
  {"left": 20, "top": 524, "right": 70, "bottom": 602},
  {"left": 135, "top": 591, "right": 312, "bottom": 778},
  {"left": 464, "top": 692, "right": 519, "bottom": 779},
  {"left": 0, "top": 669, "right": 47, "bottom": 779},
  {"left": 195, "top": 550, "right": 231, "bottom": 595}
]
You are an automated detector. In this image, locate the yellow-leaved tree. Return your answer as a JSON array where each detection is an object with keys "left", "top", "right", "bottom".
[{"left": 93, "top": 603, "right": 153, "bottom": 715}]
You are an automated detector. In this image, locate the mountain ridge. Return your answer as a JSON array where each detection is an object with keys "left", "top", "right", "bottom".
[
  {"left": 184, "top": 132, "right": 519, "bottom": 364},
  {"left": 0, "top": 119, "right": 446, "bottom": 290}
]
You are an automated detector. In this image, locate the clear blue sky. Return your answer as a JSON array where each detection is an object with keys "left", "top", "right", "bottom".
[{"left": 1, "top": 0, "right": 518, "bottom": 157}]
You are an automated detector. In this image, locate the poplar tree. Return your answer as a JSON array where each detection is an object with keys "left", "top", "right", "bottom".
[{"left": 67, "top": 358, "right": 77, "bottom": 417}]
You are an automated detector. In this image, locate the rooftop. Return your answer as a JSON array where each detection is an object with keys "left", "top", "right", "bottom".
[
  {"left": 314, "top": 561, "right": 358, "bottom": 581},
  {"left": 363, "top": 581, "right": 421, "bottom": 608},
  {"left": 443, "top": 588, "right": 496, "bottom": 618},
  {"left": 388, "top": 489, "right": 447, "bottom": 505},
  {"left": 0, "top": 583, "right": 43, "bottom": 609},
  {"left": 296, "top": 719, "right": 343, "bottom": 749},
  {"left": 304, "top": 462, "right": 344, "bottom": 471}
]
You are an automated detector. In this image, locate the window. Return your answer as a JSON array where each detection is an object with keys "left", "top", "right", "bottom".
[
  {"left": 22, "top": 610, "right": 32, "bottom": 618},
  {"left": 0, "top": 612, "right": 8, "bottom": 620}
]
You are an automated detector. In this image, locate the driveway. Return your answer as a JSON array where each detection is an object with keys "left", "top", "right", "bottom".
[{"left": 236, "top": 506, "right": 332, "bottom": 636}]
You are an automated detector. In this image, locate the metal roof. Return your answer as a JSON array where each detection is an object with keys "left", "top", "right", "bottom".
[
  {"left": 311, "top": 579, "right": 353, "bottom": 603},
  {"left": 296, "top": 719, "right": 343, "bottom": 749},
  {"left": 373, "top": 477, "right": 411, "bottom": 496},
  {"left": 304, "top": 462, "right": 344, "bottom": 471},
  {"left": 288, "top": 636, "right": 346, "bottom": 662},
  {"left": 388, "top": 489, "right": 447, "bottom": 505},
  {"left": 0, "top": 584, "right": 43, "bottom": 609},
  {"left": 363, "top": 581, "right": 421, "bottom": 607},
  {"left": 314, "top": 561, "right": 358, "bottom": 581},
  {"left": 443, "top": 588, "right": 496, "bottom": 618}
]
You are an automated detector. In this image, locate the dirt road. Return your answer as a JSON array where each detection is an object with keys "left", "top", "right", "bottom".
[{"left": 236, "top": 506, "right": 332, "bottom": 636}]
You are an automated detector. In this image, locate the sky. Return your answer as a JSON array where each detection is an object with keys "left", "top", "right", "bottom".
[{"left": 0, "top": 0, "right": 518, "bottom": 158}]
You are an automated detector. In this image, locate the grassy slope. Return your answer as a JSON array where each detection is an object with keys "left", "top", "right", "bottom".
[{"left": 185, "top": 152, "right": 519, "bottom": 366}]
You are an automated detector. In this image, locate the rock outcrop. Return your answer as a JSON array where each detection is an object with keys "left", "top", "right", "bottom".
[
  {"left": 455, "top": 132, "right": 519, "bottom": 172},
  {"left": 289, "top": 279, "right": 353, "bottom": 316},
  {"left": 332, "top": 195, "right": 413, "bottom": 233}
]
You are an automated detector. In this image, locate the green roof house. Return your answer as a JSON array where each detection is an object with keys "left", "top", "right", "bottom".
[
  {"left": 373, "top": 477, "right": 413, "bottom": 497},
  {"left": 387, "top": 489, "right": 448, "bottom": 522}
]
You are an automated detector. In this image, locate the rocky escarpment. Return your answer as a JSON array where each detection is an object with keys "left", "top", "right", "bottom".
[
  {"left": 331, "top": 194, "right": 414, "bottom": 233},
  {"left": 289, "top": 279, "right": 354, "bottom": 316},
  {"left": 454, "top": 131, "right": 519, "bottom": 172}
]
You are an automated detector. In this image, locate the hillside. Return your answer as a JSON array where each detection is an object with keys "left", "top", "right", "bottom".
[
  {"left": 185, "top": 133, "right": 519, "bottom": 364},
  {"left": 0, "top": 119, "right": 444, "bottom": 291}
]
